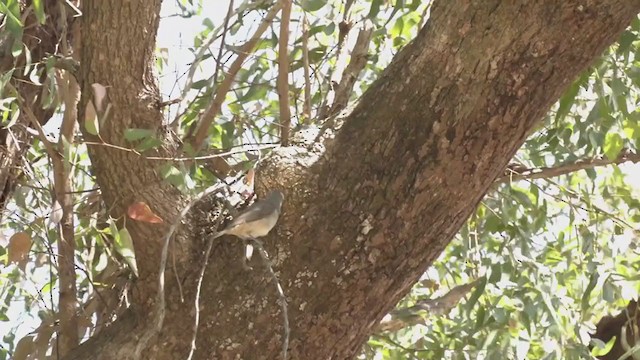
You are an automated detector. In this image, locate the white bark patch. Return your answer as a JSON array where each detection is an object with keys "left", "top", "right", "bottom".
[{"left": 360, "top": 215, "right": 374, "bottom": 235}]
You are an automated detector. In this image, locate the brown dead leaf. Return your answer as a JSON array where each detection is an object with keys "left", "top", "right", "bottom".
[
  {"left": 91, "top": 83, "right": 108, "bottom": 112},
  {"left": 127, "top": 202, "right": 164, "bottom": 224},
  {"left": 12, "top": 334, "right": 35, "bottom": 360},
  {"left": 8, "top": 232, "right": 32, "bottom": 270},
  {"left": 244, "top": 168, "right": 255, "bottom": 188}
]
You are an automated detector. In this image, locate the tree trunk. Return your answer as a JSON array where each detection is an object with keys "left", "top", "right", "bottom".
[{"left": 64, "top": 1, "right": 640, "bottom": 359}]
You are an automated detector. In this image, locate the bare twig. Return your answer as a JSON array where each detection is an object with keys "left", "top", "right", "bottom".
[
  {"left": 188, "top": 4, "right": 283, "bottom": 151},
  {"left": 277, "top": 0, "right": 292, "bottom": 146},
  {"left": 170, "top": 0, "right": 241, "bottom": 127},
  {"left": 328, "top": 21, "right": 373, "bottom": 116},
  {"left": 8, "top": 84, "right": 58, "bottom": 158},
  {"left": 252, "top": 239, "right": 289, "bottom": 360},
  {"left": 81, "top": 140, "right": 278, "bottom": 162},
  {"left": 498, "top": 151, "right": 640, "bottom": 183},
  {"left": 213, "top": 0, "right": 235, "bottom": 93},
  {"left": 135, "top": 183, "right": 227, "bottom": 358}
]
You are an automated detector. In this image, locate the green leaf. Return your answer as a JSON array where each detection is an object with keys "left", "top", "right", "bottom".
[
  {"left": 603, "top": 132, "right": 624, "bottom": 160},
  {"left": 32, "top": 0, "right": 46, "bottom": 24},
  {"left": 190, "top": 79, "right": 209, "bottom": 90},
  {"left": 85, "top": 109, "right": 100, "bottom": 136},
  {"left": 116, "top": 228, "right": 138, "bottom": 277},
  {"left": 580, "top": 272, "right": 598, "bottom": 312},
  {"left": 136, "top": 137, "right": 162, "bottom": 152},
  {"left": 159, "top": 163, "right": 190, "bottom": 190},
  {"left": 0, "top": 1, "right": 23, "bottom": 37},
  {"left": 602, "top": 278, "right": 616, "bottom": 303},
  {"left": 367, "top": 0, "right": 383, "bottom": 19},
  {"left": 591, "top": 336, "right": 616, "bottom": 356},
  {"left": 11, "top": 40, "right": 22, "bottom": 57},
  {"left": 300, "top": 0, "right": 326, "bottom": 12},
  {"left": 465, "top": 277, "right": 486, "bottom": 314},
  {"left": 556, "top": 82, "right": 580, "bottom": 122},
  {"left": 124, "top": 128, "right": 155, "bottom": 141}
]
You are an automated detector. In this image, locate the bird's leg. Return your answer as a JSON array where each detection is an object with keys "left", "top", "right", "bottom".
[{"left": 242, "top": 239, "right": 254, "bottom": 270}]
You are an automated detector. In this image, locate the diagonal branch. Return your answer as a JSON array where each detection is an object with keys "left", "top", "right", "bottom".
[
  {"left": 277, "top": 0, "right": 292, "bottom": 146},
  {"left": 498, "top": 150, "right": 640, "bottom": 183},
  {"left": 188, "top": 4, "right": 283, "bottom": 152},
  {"left": 328, "top": 21, "right": 374, "bottom": 116},
  {"left": 301, "top": 16, "right": 312, "bottom": 121}
]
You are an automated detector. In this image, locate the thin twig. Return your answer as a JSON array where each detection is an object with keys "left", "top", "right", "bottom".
[
  {"left": 134, "top": 184, "right": 227, "bottom": 358},
  {"left": 8, "top": 84, "right": 58, "bottom": 158},
  {"left": 301, "top": 16, "right": 312, "bottom": 122},
  {"left": 81, "top": 140, "right": 278, "bottom": 161},
  {"left": 212, "top": 0, "right": 235, "bottom": 93},
  {"left": 170, "top": 0, "right": 243, "bottom": 127},
  {"left": 252, "top": 239, "right": 289, "bottom": 360},
  {"left": 277, "top": 0, "right": 292, "bottom": 146},
  {"left": 497, "top": 151, "right": 640, "bottom": 183},
  {"left": 188, "top": 4, "right": 283, "bottom": 151}
]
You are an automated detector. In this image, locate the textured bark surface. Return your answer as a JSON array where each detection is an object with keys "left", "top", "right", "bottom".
[
  {"left": 63, "top": 1, "right": 640, "bottom": 359},
  {"left": 592, "top": 300, "right": 640, "bottom": 360},
  {"left": 78, "top": 0, "right": 191, "bottom": 304}
]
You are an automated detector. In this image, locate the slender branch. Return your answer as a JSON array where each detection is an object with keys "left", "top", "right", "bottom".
[
  {"left": 498, "top": 151, "right": 640, "bottom": 183},
  {"left": 328, "top": 21, "right": 373, "bottom": 116},
  {"left": 301, "top": 16, "right": 312, "bottom": 122},
  {"left": 188, "top": 4, "right": 283, "bottom": 151},
  {"left": 8, "top": 84, "right": 58, "bottom": 158},
  {"left": 213, "top": 0, "right": 235, "bottom": 94},
  {"left": 170, "top": 0, "right": 240, "bottom": 128},
  {"left": 52, "top": 5, "right": 82, "bottom": 352},
  {"left": 277, "top": 0, "right": 292, "bottom": 146},
  {"left": 81, "top": 140, "right": 277, "bottom": 161}
]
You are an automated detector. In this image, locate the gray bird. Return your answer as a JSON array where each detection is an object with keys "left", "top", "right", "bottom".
[{"left": 213, "top": 190, "right": 285, "bottom": 240}]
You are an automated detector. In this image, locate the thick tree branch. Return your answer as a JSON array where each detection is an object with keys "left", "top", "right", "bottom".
[{"left": 63, "top": 1, "right": 640, "bottom": 360}]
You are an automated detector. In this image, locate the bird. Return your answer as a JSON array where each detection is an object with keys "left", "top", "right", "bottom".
[{"left": 213, "top": 190, "right": 285, "bottom": 240}]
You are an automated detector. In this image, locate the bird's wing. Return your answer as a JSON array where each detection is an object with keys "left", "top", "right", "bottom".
[{"left": 225, "top": 201, "right": 273, "bottom": 228}]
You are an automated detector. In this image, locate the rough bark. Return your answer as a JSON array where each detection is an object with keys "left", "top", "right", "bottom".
[
  {"left": 592, "top": 300, "right": 640, "bottom": 360},
  {"left": 63, "top": 1, "right": 640, "bottom": 359}
]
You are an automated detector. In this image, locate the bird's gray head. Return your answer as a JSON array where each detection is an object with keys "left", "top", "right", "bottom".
[{"left": 266, "top": 190, "right": 285, "bottom": 210}]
